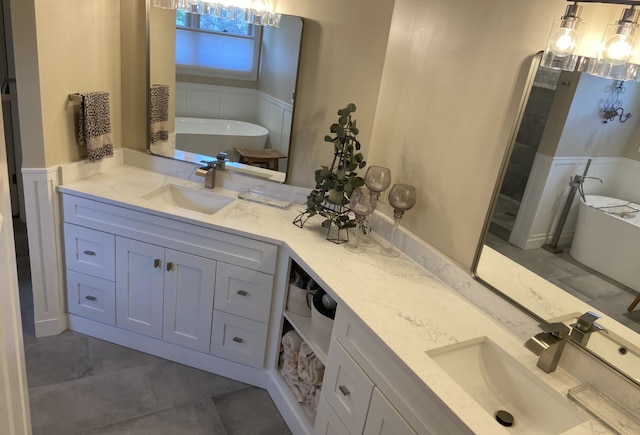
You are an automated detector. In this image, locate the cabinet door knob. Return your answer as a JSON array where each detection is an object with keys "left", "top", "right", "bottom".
[
  {"left": 85, "top": 295, "right": 97, "bottom": 302},
  {"left": 166, "top": 262, "right": 174, "bottom": 272},
  {"left": 338, "top": 385, "right": 350, "bottom": 396},
  {"left": 83, "top": 250, "right": 96, "bottom": 256},
  {"left": 237, "top": 290, "right": 248, "bottom": 296},
  {"left": 154, "top": 259, "right": 161, "bottom": 268},
  {"left": 232, "top": 336, "right": 244, "bottom": 343}
]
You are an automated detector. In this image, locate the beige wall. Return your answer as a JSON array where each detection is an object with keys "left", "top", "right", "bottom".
[
  {"left": 120, "top": 0, "right": 146, "bottom": 150},
  {"left": 149, "top": 3, "right": 177, "bottom": 137},
  {"left": 36, "top": 0, "right": 122, "bottom": 166},
  {"left": 366, "top": 0, "right": 627, "bottom": 269},
  {"left": 258, "top": 15, "right": 302, "bottom": 103}
]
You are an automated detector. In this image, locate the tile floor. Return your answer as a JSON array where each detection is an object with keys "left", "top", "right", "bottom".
[
  {"left": 13, "top": 219, "right": 291, "bottom": 435},
  {"left": 486, "top": 196, "right": 640, "bottom": 334}
]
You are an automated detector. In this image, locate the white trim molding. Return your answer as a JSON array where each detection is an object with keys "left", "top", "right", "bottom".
[{"left": 22, "top": 166, "right": 67, "bottom": 337}]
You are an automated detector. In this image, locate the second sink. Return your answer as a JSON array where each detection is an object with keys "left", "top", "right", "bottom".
[
  {"left": 426, "top": 337, "right": 589, "bottom": 434},
  {"left": 141, "top": 183, "right": 234, "bottom": 215}
]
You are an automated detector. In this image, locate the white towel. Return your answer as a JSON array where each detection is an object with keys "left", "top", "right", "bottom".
[
  {"left": 298, "top": 342, "right": 325, "bottom": 386},
  {"left": 150, "top": 84, "right": 169, "bottom": 144},
  {"left": 78, "top": 91, "right": 113, "bottom": 162},
  {"left": 281, "top": 330, "right": 304, "bottom": 354}
]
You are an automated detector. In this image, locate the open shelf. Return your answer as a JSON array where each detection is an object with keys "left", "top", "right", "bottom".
[{"left": 283, "top": 310, "right": 330, "bottom": 364}]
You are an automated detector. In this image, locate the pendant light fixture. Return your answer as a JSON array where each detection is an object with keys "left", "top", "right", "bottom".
[
  {"left": 582, "top": 6, "right": 640, "bottom": 79},
  {"left": 541, "top": 3, "right": 585, "bottom": 70}
]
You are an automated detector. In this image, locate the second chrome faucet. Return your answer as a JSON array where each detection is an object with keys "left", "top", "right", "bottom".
[{"left": 525, "top": 312, "right": 605, "bottom": 373}]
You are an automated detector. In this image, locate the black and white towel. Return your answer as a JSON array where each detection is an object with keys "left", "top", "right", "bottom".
[
  {"left": 150, "top": 84, "right": 169, "bottom": 144},
  {"left": 78, "top": 91, "right": 113, "bottom": 162}
]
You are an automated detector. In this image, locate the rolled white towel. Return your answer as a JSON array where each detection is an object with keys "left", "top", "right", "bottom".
[
  {"left": 282, "top": 330, "right": 304, "bottom": 354},
  {"left": 298, "top": 342, "right": 325, "bottom": 386}
]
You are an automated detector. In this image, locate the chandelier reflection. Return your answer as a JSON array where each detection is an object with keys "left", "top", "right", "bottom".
[
  {"left": 600, "top": 80, "right": 632, "bottom": 123},
  {"left": 154, "top": 0, "right": 281, "bottom": 27}
]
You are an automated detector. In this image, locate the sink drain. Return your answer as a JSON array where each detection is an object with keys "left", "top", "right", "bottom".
[{"left": 495, "top": 410, "right": 514, "bottom": 427}]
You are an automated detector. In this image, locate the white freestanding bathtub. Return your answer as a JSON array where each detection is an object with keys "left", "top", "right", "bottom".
[
  {"left": 570, "top": 195, "right": 640, "bottom": 290},
  {"left": 175, "top": 117, "right": 269, "bottom": 157}
]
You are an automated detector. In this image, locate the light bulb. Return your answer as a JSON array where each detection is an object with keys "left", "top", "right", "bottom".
[
  {"left": 603, "top": 34, "right": 634, "bottom": 65},
  {"left": 548, "top": 28, "right": 578, "bottom": 57}
]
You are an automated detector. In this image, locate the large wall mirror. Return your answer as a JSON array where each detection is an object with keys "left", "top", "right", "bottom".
[
  {"left": 146, "top": 1, "right": 303, "bottom": 182},
  {"left": 475, "top": 52, "right": 640, "bottom": 384}
]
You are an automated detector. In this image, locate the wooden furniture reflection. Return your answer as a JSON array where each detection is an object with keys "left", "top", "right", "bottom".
[{"left": 233, "top": 147, "right": 287, "bottom": 171}]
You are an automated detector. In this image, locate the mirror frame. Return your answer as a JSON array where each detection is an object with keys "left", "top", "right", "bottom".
[
  {"left": 144, "top": 0, "right": 304, "bottom": 183},
  {"left": 472, "top": 51, "right": 640, "bottom": 386}
]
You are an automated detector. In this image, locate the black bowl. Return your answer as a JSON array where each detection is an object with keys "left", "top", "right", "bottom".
[{"left": 313, "top": 290, "right": 336, "bottom": 320}]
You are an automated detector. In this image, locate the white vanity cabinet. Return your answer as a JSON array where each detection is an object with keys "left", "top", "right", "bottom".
[
  {"left": 61, "top": 193, "right": 278, "bottom": 369},
  {"left": 315, "top": 307, "right": 472, "bottom": 435}
]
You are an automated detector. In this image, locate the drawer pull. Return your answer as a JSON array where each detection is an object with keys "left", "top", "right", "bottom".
[
  {"left": 338, "top": 385, "right": 350, "bottom": 396},
  {"left": 232, "top": 336, "right": 244, "bottom": 343},
  {"left": 237, "top": 290, "right": 248, "bottom": 296},
  {"left": 85, "top": 295, "right": 97, "bottom": 301},
  {"left": 166, "top": 262, "right": 174, "bottom": 272},
  {"left": 154, "top": 259, "right": 161, "bottom": 268},
  {"left": 83, "top": 250, "right": 96, "bottom": 256}
]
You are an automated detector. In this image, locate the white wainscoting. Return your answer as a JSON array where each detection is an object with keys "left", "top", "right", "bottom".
[
  {"left": 23, "top": 151, "right": 124, "bottom": 338},
  {"left": 22, "top": 167, "right": 67, "bottom": 337},
  {"left": 176, "top": 83, "right": 292, "bottom": 171},
  {"left": 510, "top": 154, "right": 621, "bottom": 250}
]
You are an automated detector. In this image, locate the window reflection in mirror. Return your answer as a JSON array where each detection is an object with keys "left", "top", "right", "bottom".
[
  {"left": 475, "top": 53, "right": 640, "bottom": 384},
  {"left": 147, "top": 2, "right": 303, "bottom": 182}
]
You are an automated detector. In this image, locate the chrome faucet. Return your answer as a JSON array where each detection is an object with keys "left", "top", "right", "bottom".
[
  {"left": 524, "top": 322, "right": 570, "bottom": 373},
  {"left": 196, "top": 152, "right": 227, "bottom": 189},
  {"left": 569, "top": 311, "right": 605, "bottom": 346}
]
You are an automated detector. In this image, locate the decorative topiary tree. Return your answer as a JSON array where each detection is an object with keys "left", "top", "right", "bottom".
[{"left": 293, "top": 103, "right": 367, "bottom": 243}]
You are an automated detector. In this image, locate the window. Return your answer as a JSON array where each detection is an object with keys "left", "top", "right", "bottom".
[{"left": 175, "top": 11, "right": 261, "bottom": 80}]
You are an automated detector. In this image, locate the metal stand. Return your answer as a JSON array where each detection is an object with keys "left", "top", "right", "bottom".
[{"left": 542, "top": 159, "right": 592, "bottom": 254}]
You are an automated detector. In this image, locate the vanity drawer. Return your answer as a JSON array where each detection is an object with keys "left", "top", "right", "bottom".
[
  {"left": 66, "top": 270, "right": 115, "bottom": 325},
  {"left": 314, "top": 397, "right": 350, "bottom": 435},
  {"left": 214, "top": 262, "right": 273, "bottom": 323},
  {"left": 64, "top": 223, "right": 115, "bottom": 280},
  {"left": 210, "top": 310, "right": 268, "bottom": 369},
  {"left": 323, "top": 340, "right": 374, "bottom": 435}
]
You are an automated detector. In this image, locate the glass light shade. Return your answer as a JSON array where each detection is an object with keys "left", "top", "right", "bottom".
[
  {"left": 540, "top": 5, "right": 584, "bottom": 71},
  {"left": 154, "top": 0, "right": 179, "bottom": 9},
  {"left": 601, "top": 25, "right": 637, "bottom": 65}
]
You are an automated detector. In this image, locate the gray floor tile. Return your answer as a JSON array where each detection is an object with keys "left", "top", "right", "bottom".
[
  {"left": 147, "top": 360, "right": 250, "bottom": 409},
  {"left": 29, "top": 365, "right": 161, "bottom": 435},
  {"left": 88, "top": 337, "right": 161, "bottom": 375},
  {"left": 212, "top": 387, "right": 291, "bottom": 435},
  {"left": 25, "top": 331, "right": 94, "bottom": 388},
  {"left": 79, "top": 399, "right": 228, "bottom": 435}
]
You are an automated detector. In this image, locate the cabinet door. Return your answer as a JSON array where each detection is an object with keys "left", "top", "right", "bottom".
[
  {"left": 364, "top": 388, "right": 418, "bottom": 435},
  {"left": 163, "top": 249, "right": 216, "bottom": 352},
  {"left": 116, "top": 237, "right": 165, "bottom": 338}
]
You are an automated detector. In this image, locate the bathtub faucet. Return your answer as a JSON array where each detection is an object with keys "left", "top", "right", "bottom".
[
  {"left": 575, "top": 175, "right": 603, "bottom": 203},
  {"left": 569, "top": 311, "right": 606, "bottom": 346},
  {"left": 196, "top": 152, "right": 227, "bottom": 189}
]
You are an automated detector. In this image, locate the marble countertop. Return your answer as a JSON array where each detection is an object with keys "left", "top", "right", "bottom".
[{"left": 58, "top": 164, "right": 612, "bottom": 434}]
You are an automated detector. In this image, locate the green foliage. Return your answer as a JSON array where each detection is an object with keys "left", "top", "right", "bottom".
[{"left": 305, "top": 103, "right": 367, "bottom": 229}]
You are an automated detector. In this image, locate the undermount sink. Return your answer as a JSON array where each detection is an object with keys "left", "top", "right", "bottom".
[
  {"left": 426, "top": 337, "right": 589, "bottom": 434},
  {"left": 140, "top": 184, "right": 234, "bottom": 215}
]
